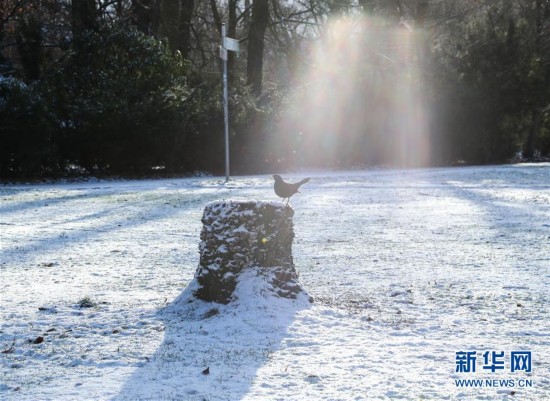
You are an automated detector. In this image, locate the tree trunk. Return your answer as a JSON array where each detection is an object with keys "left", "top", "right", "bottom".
[
  {"left": 193, "top": 201, "right": 310, "bottom": 304},
  {"left": 329, "top": 1, "right": 344, "bottom": 15},
  {"left": 524, "top": 109, "right": 541, "bottom": 160},
  {"left": 523, "top": 0, "right": 550, "bottom": 159},
  {"left": 71, "top": 0, "right": 98, "bottom": 38},
  {"left": 247, "top": 0, "right": 269, "bottom": 97},
  {"left": 209, "top": 0, "right": 222, "bottom": 35},
  {"left": 358, "top": 0, "right": 376, "bottom": 14},
  {"left": 179, "top": 0, "right": 195, "bottom": 59},
  {"left": 243, "top": 0, "right": 251, "bottom": 27},
  {"left": 227, "top": 0, "right": 238, "bottom": 75},
  {"left": 160, "top": 0, "right": 180, "bottom": 52},
  {"left": 16, "top": 13, "right": 43, "bottom": 80},
  {"left": 132, "top": 0, "right": 160, "bottom": 36}
]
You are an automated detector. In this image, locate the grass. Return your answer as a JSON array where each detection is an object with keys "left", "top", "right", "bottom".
[{"left": 77, "top": 296, "right": 97, "bottom": 308}]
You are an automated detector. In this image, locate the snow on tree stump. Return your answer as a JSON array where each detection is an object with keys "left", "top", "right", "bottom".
[{"left": 193, "top": 200, "right": 309, "bottom": 304}]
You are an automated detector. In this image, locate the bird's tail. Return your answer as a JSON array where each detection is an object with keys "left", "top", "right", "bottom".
[{"left": 298, "top": 177, "right": 310, "bottom": 187}]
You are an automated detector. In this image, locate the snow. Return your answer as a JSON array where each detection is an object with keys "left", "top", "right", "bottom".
[{"left": 1, "top": 164, "right": 549, "bottom": 400}]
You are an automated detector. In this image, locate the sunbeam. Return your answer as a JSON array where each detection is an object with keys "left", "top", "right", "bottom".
[{"left": 272, "top": 14, "right": 431, "bottom": 170}]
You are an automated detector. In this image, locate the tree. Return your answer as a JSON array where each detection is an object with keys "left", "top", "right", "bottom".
[
  {"left": 56, "top": 25, "right": 191, "bottom": 173},
  {"left": 71, "top": 0, "right": 97, "bottom": 37},
  {"left": 15, "top": 9, "right": 43, "bottom": 80},
  {"left": 247, "top": 0, "right": 269, "bottom": 96},
  {"left": 2, "top": 0, "right": 549, "bottom": 179},
  {"left": 131, "top": 0, "right": 160, "bottom": 36},
  {"left": 430, "top": 0, "right": 550, "bottom": 163},
  {"left": 522, "top": 0, "right": 550, "bottom": 159},
  {"left": 179, "top": 0, "right": 195, "bottom": 59},
  {"left": 158, "top": 0, "right": 196, "bottom": 58},
  {"left": 0, "top": 77, "right": 55, "bottom": 177}
]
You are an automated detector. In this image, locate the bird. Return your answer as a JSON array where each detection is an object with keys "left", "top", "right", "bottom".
[{"left": 272, "top": 174, "right": 310, "bottom": 204}]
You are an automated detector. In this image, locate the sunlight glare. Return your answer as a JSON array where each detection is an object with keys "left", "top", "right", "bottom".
[{"left": 272, "top": 14, "right": 431, "bottom": 169}]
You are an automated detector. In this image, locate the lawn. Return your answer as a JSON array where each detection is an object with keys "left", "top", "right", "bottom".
[{"left": 1, "top": 164, "right": 549, "bottom": 400}]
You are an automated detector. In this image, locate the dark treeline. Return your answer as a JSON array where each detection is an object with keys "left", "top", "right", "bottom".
[{"left": 1, "top": 0, "right": 549, "bottom": 179}]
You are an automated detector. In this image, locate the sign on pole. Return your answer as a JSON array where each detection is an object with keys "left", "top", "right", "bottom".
[
  {"left": 219, "top": 46, "right": 228, "bottom": 61},
  {"left": 220, "top": 24, "right": 240, "bottom": 182},
  {"left": 224, "top": 38, "right": 240, "bottom": 54}
]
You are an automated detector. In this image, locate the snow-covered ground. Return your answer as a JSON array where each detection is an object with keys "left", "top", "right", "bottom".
[{"left": 1, "top": 164, "right": 549, "bottom": 401}]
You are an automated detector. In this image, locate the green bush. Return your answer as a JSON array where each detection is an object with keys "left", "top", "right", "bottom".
[
  {"left": 51, "top": 25, "right": 191, "bottom": 174},
  {"left": 0, "top": 77, "right": 56, "bottom": 177},
  {"left": 432, "top": 2, "right": 548, "bottom": 164}
]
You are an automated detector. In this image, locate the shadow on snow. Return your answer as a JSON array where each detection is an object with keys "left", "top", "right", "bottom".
[{"left": 115, "top": 278, "right": 311, "bottom": 401}]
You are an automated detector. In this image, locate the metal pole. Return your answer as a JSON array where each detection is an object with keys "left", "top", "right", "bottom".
[{"left": 222, "top": 23, "right": 230, "bottom": 182}]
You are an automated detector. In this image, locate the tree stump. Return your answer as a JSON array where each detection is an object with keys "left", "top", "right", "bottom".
[{"left": 193, "top": 200, "right": 309, "bottom": 304}]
